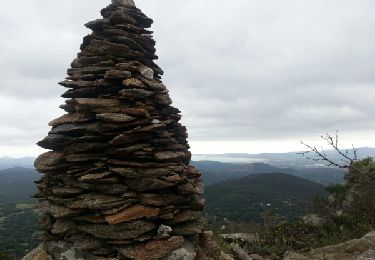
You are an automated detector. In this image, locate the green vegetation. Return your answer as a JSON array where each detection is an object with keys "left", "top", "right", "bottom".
[
  {"left": 0, "top": 203, "right": 40, "bottom": 259},
  {"left": 0, "top": 167, "right": 40, "bottom": 259},
  {"left": 204, "top": 173, "right": 328, "bottom": 222},
  {"left": 313, "top": 157, "right": 375, "bottom": 241},
  {"left": 208, "top": 158, "right": 375, "bottom": 259},
  {"left": 0, "top": 251, "right": 11, "bottom": 260}
]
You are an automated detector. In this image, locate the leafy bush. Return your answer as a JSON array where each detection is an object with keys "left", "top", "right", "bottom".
[{"left": 314, "top": 158, "right": 375, "bottom": 236}]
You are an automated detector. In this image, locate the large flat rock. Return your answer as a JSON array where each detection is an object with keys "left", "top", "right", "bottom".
[{"left": 284, "top": 231, "right": 375, "bottom": 260}]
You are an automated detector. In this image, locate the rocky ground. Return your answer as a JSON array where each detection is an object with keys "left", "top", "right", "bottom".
[
  {"left": 284, "top": 231, "right": 375, "bottom": 260},
  {"left": 220, "top": 231, "right": 375, "bottom": 260}
]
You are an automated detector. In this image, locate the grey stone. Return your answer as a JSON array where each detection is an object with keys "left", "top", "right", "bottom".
[
  {"left": 140, "top": 67, "right": 154, "bottom": 79},
  {"left": 158, "top": 224, "right": 173, "bottom": 237},
  {"left": 358, "top": 249, "right": 375, "bottom": 260},
  {"left": 284, "top": 231, "right": 375, "bottom": 260},
  {"left": 164, "top": 240, "right": 197, "bottom": 260},
  {"left": 77, "top": 220, "right": 155, "bottom": 240}
]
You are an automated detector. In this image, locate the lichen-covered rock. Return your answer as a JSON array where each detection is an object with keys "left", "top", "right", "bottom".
[
  {"left": 105, "top": 205, "right": 159, "bottom": 224},
  {"left": 22, "top": 241, "right": 116, "bottom": 260},
  {"left": 77, "top": 220, "right": 155, "bottom": 240},
  {"left": 284, "top": 231, "right": 375, "bottom": 260},
  {"left": 163, "top": 240, "right": 197, "bottom": 260},
  {"left": 118, "top": 236, "right": 184, "bottom": 259},
  {"left": 199, "top": 231, "right": 222, "bottom": 260},
  {"left": 22, "top": 245, "right": 52, "bottom": 260}
]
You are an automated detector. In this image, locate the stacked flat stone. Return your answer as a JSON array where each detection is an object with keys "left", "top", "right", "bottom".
[{"left": 33, "top": 0, "right": 206, "bottom": 258}]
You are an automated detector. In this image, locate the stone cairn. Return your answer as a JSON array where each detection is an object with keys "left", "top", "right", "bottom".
[{"left": 26, "top": 1, "right": 223, "bottom": 259}]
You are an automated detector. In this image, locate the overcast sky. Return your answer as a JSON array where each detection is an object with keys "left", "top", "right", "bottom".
[{"left": 0, "top": 0, "right": 375, "bottom": 157}]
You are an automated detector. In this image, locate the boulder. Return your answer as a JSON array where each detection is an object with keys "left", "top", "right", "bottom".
[{"left": 284, "top": 231, "right": 375, "bottom": 260}]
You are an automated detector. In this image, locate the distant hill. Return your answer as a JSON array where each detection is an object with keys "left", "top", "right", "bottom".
[
  {"left": 193, "top": 161, "right": 345, "bottom": 186},
  {"left": 193, "top": 147, "right": 375, "bottom": 168},
  {"left": 0, "top": 167, "right": 40, "bottom": 258},
  {"left": 0, "top": 157, "right": 34, "bottom": 170},
  {"left": 0, "top": 167, "right": 39, "bottom": 203},
  {"left": 204, "top": 173, "right": 328, "bottom": 222}
]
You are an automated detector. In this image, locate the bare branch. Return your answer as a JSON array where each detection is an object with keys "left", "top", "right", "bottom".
[{"left": 299, "top": 133, "right": 360, "bottom": 173}]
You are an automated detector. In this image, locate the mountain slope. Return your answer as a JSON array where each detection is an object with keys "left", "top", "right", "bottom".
[
  {"left": 0, "top": 157, "right": 34, "bottom": 170},
  {"left": 0, "top": 167, "right": 40, "bottom": 258},
  {"left": 193, "top": 161, "right": 345, "bottom": 186},
  {"left": 0, "top": 167, "right": 39, "bottom": 203},
  {"left": 204, "top": 173, "right": 328, "bottom": 222}
]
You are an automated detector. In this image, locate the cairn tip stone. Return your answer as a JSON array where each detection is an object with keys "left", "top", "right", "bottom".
[{"left": 111, "top": 0, "right": 136, "bottom": 7}]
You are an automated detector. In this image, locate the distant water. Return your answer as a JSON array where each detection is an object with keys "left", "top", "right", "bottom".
[{"left": 192, "top": 155, "right": 269, "bottom": 163}]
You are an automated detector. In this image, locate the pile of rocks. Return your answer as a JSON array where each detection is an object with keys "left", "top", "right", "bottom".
[{"left": 32, "top": 0, "right": 208, "bottom": 258}]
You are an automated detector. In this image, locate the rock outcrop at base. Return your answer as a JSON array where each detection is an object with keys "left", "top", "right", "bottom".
[
  {"left": 284, "top": 231, "right": 375, "bottom": 260},
  {"left": 23, "top": 233, "right": 226, "bottom": 260},
  {"left": 26, "top": 0, "right": 209, "bottom": 258}
]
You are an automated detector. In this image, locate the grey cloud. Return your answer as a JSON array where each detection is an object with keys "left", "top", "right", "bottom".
[{"left": 0, "top": 0, "right": 375, "bottom": 155}]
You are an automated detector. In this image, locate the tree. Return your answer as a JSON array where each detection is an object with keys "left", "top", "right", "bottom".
[
  {"left": 299, "top": 131, "right": 359, "bottom": 171},
  {"left": 300, "top": 133, "right": 375, "bottom": 237}
]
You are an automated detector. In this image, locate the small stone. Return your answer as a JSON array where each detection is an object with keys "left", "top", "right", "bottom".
[
  {"left": 74, "top": 214, "right": 105, "bottom": 224},
  {"left": 164, "top": 240, "right": 197, "bottom": 260},
  {"left": 21, "top": 245, "right": 52, "bottom": 260},
  {"left": 140, "top": 193, "right": 185, "bottom": 206},
  {"left": 84, "top": 18, "right": 110, "bottom": 31},
  {"left": 69, "top": 193, "right": 125, "bottom": 210},
  {"left": 105, "top": 205, "right": 159, "bottom": 224},
  {"left": 38, "top": 201, "right": 81, "bottom": 218},
  {"left": 140, "top": 67, "right": 154, "bottom": 79},
  {"left": 96, "top": 113, "right": 135, "bottom": 123},
  {"left": 119, "top": 88, "right": 153, "bottom": 99},
  {"left": 34, "top": 152, "right": 64, "bottom": 172},
  {"left": 104, "top": 70, "right": 132, "bottom": 79},
  {"left": 118, "top": 236, "right": 184, "bottom": 259},
  {"left": 79, "top": 171, "right": 113, "bottom": 182},
  {"left": 141, "top": 78, "right": 167, "bottom": 91},
  {"left": 154, "top": 151, "right": 189, "bottom": 160},
  {"left": 200, "top": 231, "right": 221, "bottom": 259},
  {"left": 77, "top": 220, "right": 155, "bottom": 240},
  {"left": 51, "top": 187, "right": 83, "bottom": 197},
  {"left": 82, "top": 39, "right": 143, "bottom": 58},
  {"left": 48, "top": 113, "right": 93, "bottom": 126},
  {"left": 44, "top": 241, "right": 104, "bottom": 260},
  {"left": 124, "top": 177, "right": 175, "bottom": 192},
  {"left": 70, "top": 235, "right": 105, "bottom": 251},
  {"left": 166, "top": 174, "right": 182, "bottom": 183},
  {"left": 123, "top": 78, "right": 144, "bottom": 88},
  {"left": 51, "top": 219, "right": 74, "bottom": 235},
  {"left": 168, "top": 210, "right": 201, "bottom": 225},
  {"left": 172, "top": 218, "right": 206, "bottom": 236},
  {"left": 73, "top": 98, "right": 121, "bottom": 108},
  {"left": 157, "top": 224, "right": 173, "bottom": 238}
]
